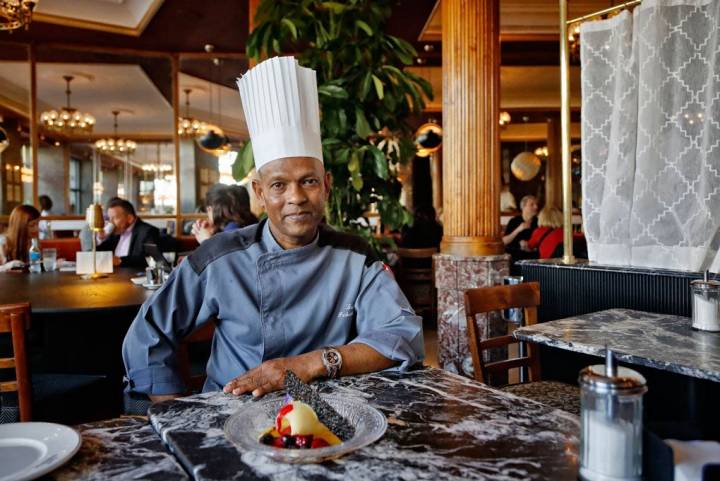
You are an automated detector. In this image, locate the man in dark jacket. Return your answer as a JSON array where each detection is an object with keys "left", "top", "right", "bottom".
[{"left": 98, "top": 198, "right": 159, "bottom": 268}]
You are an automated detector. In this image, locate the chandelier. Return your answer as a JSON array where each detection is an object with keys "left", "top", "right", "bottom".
[
  {"left": 95, "top": 110, "right": 136, "bottom": 154},
  {"left": 0, "top": 0, "right": 38, "bottom": 31},
  {"left": 178, "top": 88, "right": 208, "bottom": 138},
  {"left": 40, "top": 75, "right": 95, "bottom": 135}
]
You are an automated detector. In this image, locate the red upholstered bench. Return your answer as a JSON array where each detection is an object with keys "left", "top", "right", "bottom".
[{"left": 39, "top": 238, "right": 82, "bottom": 262}]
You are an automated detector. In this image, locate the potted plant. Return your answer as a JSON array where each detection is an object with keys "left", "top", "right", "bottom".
[{"left": 236, "top": 0, "right": 433, "bottom": 251}]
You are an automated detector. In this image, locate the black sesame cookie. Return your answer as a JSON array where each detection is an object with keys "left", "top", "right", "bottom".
[{"left": 284, "top": 370, "right": 355, "bottom": 441}]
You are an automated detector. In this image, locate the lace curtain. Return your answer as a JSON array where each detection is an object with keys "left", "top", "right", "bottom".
[{"left": 581, "top": 0, "right": 720, "bottom": 272}]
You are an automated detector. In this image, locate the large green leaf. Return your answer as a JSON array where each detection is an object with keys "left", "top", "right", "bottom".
[
  {"left": 317, "top": 84, "right": 349, "bottom": 99},
  {"left": 355, "top": 108, "right": 372, "bottom": 138},
  {"left": 371, "top": 74, "right": 384, "bottom": 99},
  {"left": 281, "top": 18, "right": 298, "bottom": 40},
  {"left": 368, "top": 145, "right": 389, "bottom": 180},
  {"left": 232, "top": 141, "right": 255, "bottom": 182},
  {"left": 355, "top": 19, "right": 373, "bottom": 36}
]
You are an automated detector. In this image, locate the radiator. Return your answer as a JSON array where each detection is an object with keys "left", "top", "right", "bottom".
[{"left": 518, "top": 259, "right": 703, "bottom": 322}]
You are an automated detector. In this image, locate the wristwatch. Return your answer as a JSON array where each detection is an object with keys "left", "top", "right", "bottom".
[{"left": 321, "top": 347, "right": 343, "bottom": 379}]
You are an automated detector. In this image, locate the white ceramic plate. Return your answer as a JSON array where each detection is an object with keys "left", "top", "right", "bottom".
[{"left": 0, "top": 422, "right": 81, "bottom": 481}]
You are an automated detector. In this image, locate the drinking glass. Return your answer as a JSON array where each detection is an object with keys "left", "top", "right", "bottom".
[{"left": 42, "top": 248, "right": 57, "bottom": 272}]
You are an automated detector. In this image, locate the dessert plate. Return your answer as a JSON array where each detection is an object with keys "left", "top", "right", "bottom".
[
  {"left": 0, "top": 422, "right": 81, "bottom": 481},
  {"left": 224, "top": 394, "right": 386, "bottom": 464}
]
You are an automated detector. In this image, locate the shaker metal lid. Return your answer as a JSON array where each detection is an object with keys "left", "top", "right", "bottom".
[{"left": 579, "top": 365, "right": 648, "bottom": 395}]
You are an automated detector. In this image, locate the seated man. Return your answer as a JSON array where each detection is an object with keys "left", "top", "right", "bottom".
[
  {"left": 122, "top": 57, "right": 424, "bottom": 403},
  {"left": 98, "top": 198, "right": 160, "bottom": 268},
  {"left": 502, "top": 194, "right": 539, "bottom": 260}
]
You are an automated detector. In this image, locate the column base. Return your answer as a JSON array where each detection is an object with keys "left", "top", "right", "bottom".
[
  {"left": 440, "top": 236, "right": 505, "bottom": 257},
  {"left": 433, "top": 252, "right": 510, "bottom": 378}
]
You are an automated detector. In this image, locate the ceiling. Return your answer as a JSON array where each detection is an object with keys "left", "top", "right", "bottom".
[
  {"left": 0, "top": 0, "right": 604, "bottom": 150},
  {"left": 34, "top": 0, "right": 164, "bottom": 36}
]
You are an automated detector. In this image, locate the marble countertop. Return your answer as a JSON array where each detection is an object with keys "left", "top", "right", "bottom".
[
  {"left": 514, "top": 308, "right": 720, "bottom": 382},
  {"left": 149, "top": 368, "right": 579, "bottom": 481},
  {"left": 41, "top": 416, "right": 189, "bottom": 481}
]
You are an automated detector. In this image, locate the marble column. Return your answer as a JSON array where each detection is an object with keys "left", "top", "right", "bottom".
[{"left": 435, "top": 0, "right": 510, "bottom": 377}]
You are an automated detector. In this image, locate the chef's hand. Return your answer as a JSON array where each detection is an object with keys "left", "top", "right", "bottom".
[{"left": 223, "top": 351, "right": 324, "bottom": 398}]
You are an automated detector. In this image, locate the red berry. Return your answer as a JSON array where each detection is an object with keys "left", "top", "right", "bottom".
[
  {"left": 311, "top": 438, "right": 330, "bottom": 449},
  {"left": 295, "top": 435, "right": 313, "bottom": 449},
  {"left": 272, "top": 437, "right": 284, "bottom": 448}
]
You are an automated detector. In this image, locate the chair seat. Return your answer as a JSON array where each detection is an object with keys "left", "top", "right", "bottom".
[{"left": 501, "top": 381, "right": 581, "bottom": 416}]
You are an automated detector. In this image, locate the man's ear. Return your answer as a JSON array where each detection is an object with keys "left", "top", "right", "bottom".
[{"left": 251, "top": 178, "right": 265, "bottom": 209}]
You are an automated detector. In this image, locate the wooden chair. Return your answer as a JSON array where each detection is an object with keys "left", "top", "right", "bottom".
[
  {"left": 395, "top": 247, "right": 438, "bottom": 324},
  {"left": 0, "top": 303, "right": 32, "bottom": 421},
  {"left": 0, "top": 302, "right": 113, "bottom": 424},
  {"left": 464, "top": 282, "right": 580, "bottom": 415},
  {"left": 177, "top": 322, "right": 216, "bottom": 394}
]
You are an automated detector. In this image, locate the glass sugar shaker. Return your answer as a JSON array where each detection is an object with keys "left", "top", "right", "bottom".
[
  {"left": 579, "top": 349, "right": 647, "bottom": 481},
  {"left": 690, "top": 271, "right": 720, "bottom": 332}
]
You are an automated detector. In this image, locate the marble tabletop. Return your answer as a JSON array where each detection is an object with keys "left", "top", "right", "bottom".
[
  {"left": 41, "top": 416, "right": 189, "bottom": 481},
  {"left": 149, "top": 368, "right": 580, "bottom": 481},
  {"left": 514, "top": 308, "right": 720, "bottom": 383}
]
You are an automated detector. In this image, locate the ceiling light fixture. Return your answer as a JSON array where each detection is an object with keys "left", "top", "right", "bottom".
[
  {"left": 0, "top": 0, "right": 39, "bottom": 31},
  {"left": 95, "top": 110, "right": 136, "bottom": 154},
  {"left": 40, "top": 75, "right": 95, "bottom": 135},
  {"left": 178, "top": 88, "right": 208, "bottom": 138}
]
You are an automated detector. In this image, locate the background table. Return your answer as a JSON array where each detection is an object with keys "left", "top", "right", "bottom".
[
  {"left": 514, "top": 308, "right": 720, "bottom": 434},
  {"left": 513, "top": 308, "right": 720, "bottom": 383},
  {"left": 0, "top": 268, "right": 155, "bottom": 419},
  {"left": 0, "top": 268, "right": 152, "bottom": 314},
  {"left": 149, "top": 368, "right": 580, "bottom": 481}
]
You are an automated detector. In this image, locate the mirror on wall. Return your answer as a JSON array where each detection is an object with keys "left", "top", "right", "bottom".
[
  {"left": 0, "top": 43, "right": 32, "bottom": 215},
  {"left": 177, "top": 55, "right": 249, "bottom": 225},
  {"left": 35, "top": 47, "right": 175, "bottom": 216}
]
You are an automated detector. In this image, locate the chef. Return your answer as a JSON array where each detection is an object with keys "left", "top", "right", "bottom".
[{"left": 122, "top": 57, "right": 424, "bottom": 402}]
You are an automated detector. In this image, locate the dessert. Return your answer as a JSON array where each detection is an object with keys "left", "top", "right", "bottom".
[
  {"left": 257, "top": 370, "right": 355, "bottom": 449},
  {"left": 259, "top": 400, "right": 342, "bottom": 449}
]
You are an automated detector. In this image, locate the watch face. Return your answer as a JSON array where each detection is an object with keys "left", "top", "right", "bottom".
[{"left": 325, "top": 351, "right": 340, "bottom": 365}]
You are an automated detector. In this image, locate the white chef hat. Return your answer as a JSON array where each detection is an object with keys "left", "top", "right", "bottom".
[{"left": 237, "top": 56, "right": 323, "bottom": 171}]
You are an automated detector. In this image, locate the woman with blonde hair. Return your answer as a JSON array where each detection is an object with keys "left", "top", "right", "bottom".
[
  {"left": 527, "top": 205, "right": 564, "bottom": 259},
  {"left": 0, "top": 204, "right": 41, "bottom": 271}
]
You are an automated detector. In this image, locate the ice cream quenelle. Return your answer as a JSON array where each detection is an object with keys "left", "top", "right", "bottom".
[{"left": 259, "top": 401, "right": 342, "bottom": 449}]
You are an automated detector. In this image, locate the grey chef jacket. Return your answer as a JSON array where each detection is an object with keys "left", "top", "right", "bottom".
[{"left": 122, "top": 218, "right": 424, "bottom": 395}]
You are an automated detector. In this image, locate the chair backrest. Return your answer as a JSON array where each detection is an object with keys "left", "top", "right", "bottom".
[
  {"left": 176, "top": 321, "right": 215, "bottom": 394},
  {"left": 0, "top": 302, "right": 32, "bottom": 421},
  {"left": 39, "top": 238, "right": 81, "bottom": 262},
  {"left": 463, "top": 282, "right": 541, "bottom": 385}
]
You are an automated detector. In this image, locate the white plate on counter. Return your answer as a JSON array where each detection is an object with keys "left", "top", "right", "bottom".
[{"left": 0, "top": 422, "right": 81, "bottom": 481}]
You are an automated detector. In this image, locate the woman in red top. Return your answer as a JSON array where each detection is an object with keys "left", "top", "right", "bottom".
[{"left": 528, "top": 206, "right": 564, "bottom": 259}]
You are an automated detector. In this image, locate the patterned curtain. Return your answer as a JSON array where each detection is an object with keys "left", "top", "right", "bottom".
[{"left": 581, "top": 0, "right": 720, "bottom": 272}]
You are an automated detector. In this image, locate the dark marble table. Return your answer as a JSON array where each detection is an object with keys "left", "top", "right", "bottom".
[
  {"left": 149, "top": 368, "right": 580, "bottom": 481},
  {"left": 514, "top": 308, "right": 720, "bottom": 383},
  {"left": 41, "top": 416, "right": 188, "bottom": 481}
]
